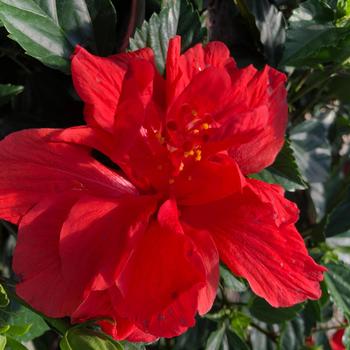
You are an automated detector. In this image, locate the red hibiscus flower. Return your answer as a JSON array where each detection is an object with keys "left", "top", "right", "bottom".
[
  {"left": 330, "top": 328, "right": 345, "bottom": 350},
  {"left": 0, "top": 36, "right": 325, "bottom": 341}
]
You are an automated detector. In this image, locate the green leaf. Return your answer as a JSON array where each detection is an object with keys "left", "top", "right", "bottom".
[
  {"left": 0, "top": 84, "right": 23, "bottom": 107},
  {"left": 60, "top": 328, "right": 123, "bottom": 350},
  {"left": 122, "top": 343, "right": 146, "bottom": 350},
  {"left": 252, "top": 140, "right": 308, "bottom": 191},
  {"left": 325, "top": 189, "right": 350, "bottom": 237},
  {"left": 290, "top": 118, "right": 331, "bottom": 185},
  {"left": 44, "top": 317, "right": 70, "bottom": 335},
  {"left": 173, "top": 317, "right": 213, "bottom": 350},
  {"left": 84, "top": 0, "right": 118, "bottom": 55},
  {"left": 235, "top": 0, "right": 285, "bottom": 66},
  {"left": 230, "top": 311, "right": 251, "bottom": 340},
  {"left": 226, "top": 329, "right": 250, "bottom": 350},
  {"left": 250, "top": 323, "right": 276, "bottom": 350},
  {"left": 281, "top": 0, "right": 350, "bottom": 67},
  {"left": 0, "top": 335, "right": 6, "bottom": 350},
  {"left": 5, "top": 338, "right": 29, "bottom": 350},
  {"left": 290, "top": 118, "right": 332, "bottom": 220},
  {"left": 324, "top": 261, "right": 350, "bottom": 318},
  {"left": 190, "top": 0, "right": 204, "bottom": 11},
  {"left": 5, "top": 325, "right": 31, "bottom": 338},
  {"left": 177, "top": 0, "right": 206, "bottom": 52},
  {"left": 0, "top": 324, "right": 10, "bottom": 335},
  {"left": 4, "top": 304, "right": 48, "bottom": 342},
  {"left": 129, "top": 0, "right": 205, "bottom": 73},
  {"left": 249, "top": 297, "right": 303, "bottom": 324},
  {"left": 0, "top": 0, "right": 117, "bottom": 73},
  {"left": 220, "top": 265, "right": 247, "bottom": 292},
  {"left": 303, "top": 300, "right": 321, "bottom": 335},
  {"left": 315, "top": 331, "right": 332, "bottom": 350},
  {"left": 205, "top": 324, "right": 225, "bottom": 350},
  {"left": 279, "top": 318, "right": 305, "bottom": 350},
  {"left": 0, "top": 285, "right": 9, "bottom": 308}
]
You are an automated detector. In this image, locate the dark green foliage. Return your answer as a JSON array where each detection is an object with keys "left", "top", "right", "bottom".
[
  {"left": 251, "top": 140, "right": 308, "bottom": 191},
  {"left": 249, "top": 297, "right": 303, "bottom": 324},
  {"left": 0, "top": 0, "right": 349, "bottom": 349},
  {"left": 129, "top": 0, "right": 205, "bottom": 73}
]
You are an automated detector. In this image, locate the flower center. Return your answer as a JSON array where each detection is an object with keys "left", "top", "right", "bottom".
[{"left": 153, "top": 106, "right": 216, "bottom": 180}]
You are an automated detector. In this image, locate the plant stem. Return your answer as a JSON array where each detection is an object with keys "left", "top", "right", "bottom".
[{"left": 250, "top": 322, "right": 278, "bottom": 343}]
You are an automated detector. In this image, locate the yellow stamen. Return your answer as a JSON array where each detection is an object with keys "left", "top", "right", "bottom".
[
  {"left": 155, "top": 132, "right": 165, "bottom": 144},
  {"left": 184, "top": 149, "right": 195, "bottom": 158},
  {"left": 201, "top": 123, "right": 210, "bottom": 130},
  {"left": 194, "top": 149, "right": 202, "bottom": 161}
]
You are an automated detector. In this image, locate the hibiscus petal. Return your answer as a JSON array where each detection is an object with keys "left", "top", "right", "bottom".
[
  {"left": 166, "top": 36, "right": 235, "bottom": 102},
  {"left": 0, "top": 129, "right": 136, "bottom": 224},
  {"left": 71, "top": 45, "right": 154, "bottom": 131},
  {"left": 13, "top": 195, "right": 84, "bottom": 317},
  {"left": 185, "top": 225, "right": 219, "bottom": 315},
  {"left": 72, "top": 287, "right": 157, "bottom": 342},
  {"left": 165, "top": 38, "right": 287, "bottom": 175},
  {"left": 117, "top": 201, "right": 206, "bottom": 337},
  {"left": 54, "top": 123, "right": 173, "bottom": 193},
  {"left": 222, "top": 65, "right": 288, "bottom": 174},
  {"left": 330, "top": 328, "right": 345, "bottom": 350},
  {"left": 174, "top": 154, "right": 245, "bottom": 205},
  {"left": 59, "top": 195, "right": 157, "bottom": 291},
  {"left": 157, "top": 200, "right": 219, "bottom": 315},
  {"left": 182, "top": 179, "right": 325, "bottom": 307},
  {"left": 112, "top": 59, "right": 157, "bottom": 157},
  {"left": 167, "top": 66, "right": 231, "bottom": 126}
]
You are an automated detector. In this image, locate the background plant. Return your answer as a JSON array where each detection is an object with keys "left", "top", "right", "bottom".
[{"left": 0, "top": 0, "right": 350, "bottom": 349}]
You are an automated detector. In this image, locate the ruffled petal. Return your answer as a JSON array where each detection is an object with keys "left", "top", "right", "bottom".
[
  {"left": 173, "top": 154, "right": 245, "bottom": 205},
  {"left": 165, "top": 37, "right": 287, "bottom": 174},
  {"left": 117, "top": 200, "right": 206, "bottom": 337},
  {"left": 112, "top": 59, "right": 156, "bottom": 152},
  {"left": 225, "top": 66, "right": 288, "bottom": 174},
  {"left": 71, "top": 45, "right": 155, "bottom": 132},
  {"left": 330, "top": 328, "right": 345, "bottom": 350},
  {"left": 13, "top": 195, "right": 84, "bottom": 317},
  {"left": 72, "top": 287, "right": 157, "bottom": 342},
  {"left": 166, "top": 66, "right": 231, "bottom": 130},
  {"left": 70, "top": 52, "right": 169, "bottom": 192},
  {"left": 0, "top": 129, "right": 136, "bottom": 224},
  {"left": 53, "top": 124, "right": 172, "bottom": 193},
  {"left": 59, "top": 194, "right": 157, "bottom": 291},
  {"left": 158, "top": 199, "right": 219, "bottom": 315},
  {"left": 182, "top": 179, "right": 325, "bottom": 307},
  {"left": 185, "top": 225, "right": 219, "bottom": 315},
  {"left": 166, "top": 36, "right": 235, "bottom": 103}
]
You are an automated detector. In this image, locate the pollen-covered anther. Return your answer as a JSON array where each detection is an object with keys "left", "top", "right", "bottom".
[
  {"left": 155, "top": 131, "right": 165, "bottom": 144},
  {"left": 201, "top": 123, "right": 210, "bottom": 130},
  {"left": 184, "top": 149, "right": 195, "bottom": 158},
  {"left": 194, "top": 149, "right": 202, "bottom": 161}
]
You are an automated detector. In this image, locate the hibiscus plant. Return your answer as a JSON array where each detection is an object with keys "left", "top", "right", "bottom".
[{"left": 0, "top": 0, "right": 349, "bottom": 349}]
